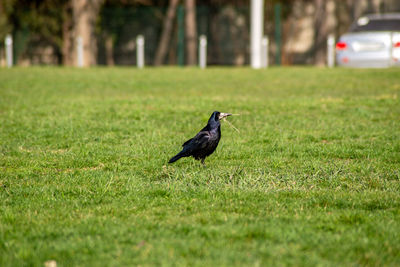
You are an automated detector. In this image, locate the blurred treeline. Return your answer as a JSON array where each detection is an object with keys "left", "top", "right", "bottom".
[{"left": 0, "top": 0, "right": 399, "bottom": 66}]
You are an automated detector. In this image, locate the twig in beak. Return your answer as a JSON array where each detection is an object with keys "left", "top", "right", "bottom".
[{"left": 223, "top": 117, "right": 240, "bottom": 133}]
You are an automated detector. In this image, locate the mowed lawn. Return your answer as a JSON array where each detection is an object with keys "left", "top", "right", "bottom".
[{"left": 0, "top": 67, "right": 399, "bottom": 266}]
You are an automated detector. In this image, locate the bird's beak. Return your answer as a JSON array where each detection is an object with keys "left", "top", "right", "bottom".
[{"left": 219, "top": 113, "right": 232, "bottom": 120}]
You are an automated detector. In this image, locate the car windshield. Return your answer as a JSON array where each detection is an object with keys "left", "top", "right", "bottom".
[{"left": 350, "top": 19, "right": 400, "bottom": 32}]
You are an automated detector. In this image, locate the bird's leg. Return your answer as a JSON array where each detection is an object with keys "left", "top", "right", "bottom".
[{"left": 201, "top": 158, "right": 206, "bottom": 166}]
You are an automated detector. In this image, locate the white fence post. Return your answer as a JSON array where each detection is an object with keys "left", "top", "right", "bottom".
[
  {"left": 199, "top": 35, "right": 207, "bottom": 69},
  {"left": 5, "top": 34, "right": 13, "bottom": 68},
  {"left": 76, "top": 36, "right": 83, "bottom": 68},
  {"left": 327, "top": 34, "right": 335, "bottom": 68},
  {"left": 250, "top": 0, "right": 264, "bottom": 69},
  {"left": 261, "top": 36, "right": 269, "bottom": 68},
  {"left": 136, "top": 35, "right": 145, "bottom": 68}
]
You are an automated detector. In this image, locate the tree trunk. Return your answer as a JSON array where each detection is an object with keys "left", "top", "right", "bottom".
[
  {"left": 0, "top": 47, "right": 4, "bottom": 67},
  {"left": 0, "top": 0, "right": 11, "bottom": 62},
  {"left": 154, "top": 0, "right": 180, "bottom": 66},
  {"left": 62, "top": 2, "right": 74, "bottom": 66},
  {"left": 105, "top": 33, "right": 114, "bottom": 66},
  {"left": 72, "top": 0, "right": 104, "bottom": 67},
  {"left": 185, "top": 0, "right": 197, "bottom": 65},
  {"left": 352, "top": 0, "right": 366, "bottom": 20},
  {"left": 368, "top": 0, "right": 381, "bottom": 13},
  {"left": 313, "top": 0, "right": 325, "bottom": 66},
  {"left": 0, "top": 1, "right": 5, "bottom": 67},
  {"left": 314, "top": 0, "right": 336, "bottom": 66}
]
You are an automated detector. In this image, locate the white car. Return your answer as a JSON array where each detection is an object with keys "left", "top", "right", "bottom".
[{"left": 336, "top": 13, "right": 400, "bottom": 68}]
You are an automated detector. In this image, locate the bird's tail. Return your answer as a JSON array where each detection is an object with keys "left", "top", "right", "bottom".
[{"left": 168, "top": 152, "right": 184, "bottom": 163}]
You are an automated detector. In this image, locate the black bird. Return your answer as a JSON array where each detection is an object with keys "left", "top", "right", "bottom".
[{"left": 169, "top": 111, "right": 232, "bottom": 164}]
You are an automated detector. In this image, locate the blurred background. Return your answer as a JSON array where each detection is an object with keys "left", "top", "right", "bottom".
[{"left": 1, "top": 0, "right": 400, "bottom": 67}]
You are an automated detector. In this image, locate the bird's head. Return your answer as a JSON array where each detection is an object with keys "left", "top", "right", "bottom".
[{"left": 210, "top": 111, "right": 232, "bottom": 122}]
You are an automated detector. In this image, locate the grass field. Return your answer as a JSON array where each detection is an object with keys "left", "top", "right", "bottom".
[{"left": 0, "top": 67, "right": 399, "bottom": 266}]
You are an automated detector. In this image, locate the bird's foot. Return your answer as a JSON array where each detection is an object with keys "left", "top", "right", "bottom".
[{"left": 201, "top": 159, "right": 206, "bottom": 167}]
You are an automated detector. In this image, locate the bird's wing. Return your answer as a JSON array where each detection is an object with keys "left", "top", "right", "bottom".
[
  {"left": 182, "top": 138, "right": 193, "bottom": 147},
  {"left": 182, "top": 131, "right": 210, "bottom": 151},
  {"left": 182, "top": 131, "right": 209, "bottom": 147}
]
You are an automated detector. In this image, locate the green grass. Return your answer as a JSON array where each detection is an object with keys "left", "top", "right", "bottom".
[{"left": 0, "top": 67, "right": 399, "bottom": 266}]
